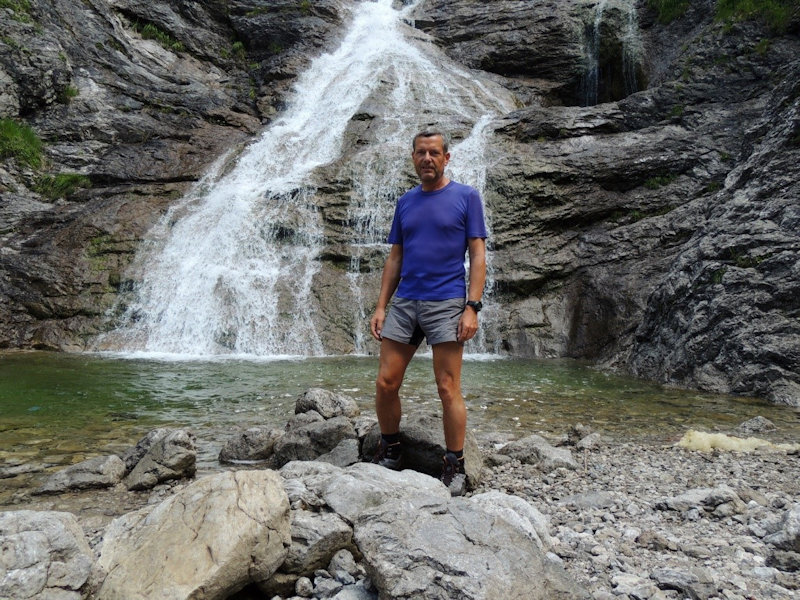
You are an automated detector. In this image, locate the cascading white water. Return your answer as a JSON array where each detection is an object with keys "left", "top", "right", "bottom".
[
  {"left": 581, "top": 0, "right": 608, "bottom": 106},
  {"left": 99, "top": 0, "right": 516, "bottom": 357},
  {"left": 622, "top": 0, "right": 643, "bottom": 97}
]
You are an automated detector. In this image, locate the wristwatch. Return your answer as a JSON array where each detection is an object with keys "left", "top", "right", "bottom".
[{"left": 466, "top": 300, "right": 482, "bottom": 313}]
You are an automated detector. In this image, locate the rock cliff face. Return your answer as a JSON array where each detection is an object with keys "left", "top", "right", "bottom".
[{"left": 1, "top": 0, "right": 798, "bottom": 405}]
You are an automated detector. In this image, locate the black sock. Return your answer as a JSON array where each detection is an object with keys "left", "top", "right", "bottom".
[
  {"left": 446, "top": 449, "right": 465, "bottom": 473},
  {"left": 382, "top": 433, "right": 402, "bottom": 459},
  {"left": 447, "top": 448, "right": 464, "bottom": 460}
]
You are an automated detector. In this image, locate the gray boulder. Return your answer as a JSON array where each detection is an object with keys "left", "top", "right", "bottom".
[
  {"left": 656, "top": 485, "right": 747, "bottom": 517},
  {"left": 354, "top": 497, "right": 588, "bottom": 600},
  {"left": 317, "top": 438, "right": 360, "bottom": 468},
  {"left": 734, "top": 416, "right": 777, "bottom": 436},
  {"left": 362, "top": 411, "right": 483, "bottom": 487},
  {"left": 296, "top": 388, "right": 360, "bottom": 419},
  {"left": 282, "top": 509, "right": 355, "bottom": 575},
  {"left": 124, "top": 428, "right": 196, "bottom": 491},
  {"left": 35, "top": 454, "right": 125, "bottom": 495},
  {"left": 279, "top": 461, "right": 450, "bottom": 523},
  {"left": 0, "top": 510, "right": 96, "bottom": 600},
  {"left": 498, "top": 434, "right": 579, "bottom": 471},
  {"left": 120, "top": 427, "right": 174, "bottom": 474},
  {"left": 97, "top": 470, "right": 291, "bottom": 600},
  {"left": 764, "top": 504, "right": 800, "bottom": 552},
  {"left": 272, "top": 416, "right": 357, "bottom": 468},
  {"left": 470, "top": 490, "right": 553, "bottom": 550},
  {"left": 219, "top": 426, "right": 283, "bottom": 464}
]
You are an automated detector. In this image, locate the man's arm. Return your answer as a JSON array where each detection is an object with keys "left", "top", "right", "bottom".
[
  {"left": 457, "top": 237, "right": 486, "bottom": 343},
  {"left": 370, "top": 244, "right": 403, "bottom": 341}
]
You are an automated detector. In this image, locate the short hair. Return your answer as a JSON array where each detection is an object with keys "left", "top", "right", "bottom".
[{"left": 412, "top": 130, "right": 449, "bottom": 154}]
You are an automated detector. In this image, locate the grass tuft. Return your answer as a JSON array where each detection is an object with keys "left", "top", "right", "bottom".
[{"left": 0, "top": 118, "right": 43, "bottom": 169}]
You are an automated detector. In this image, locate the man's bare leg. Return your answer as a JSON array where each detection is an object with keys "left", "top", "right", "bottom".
[
  {"left": 375, "top": 337, "right": 417, "bottom": 435},
  {"left": 432, "top": 341, "right": 466, "bottom": 451}
]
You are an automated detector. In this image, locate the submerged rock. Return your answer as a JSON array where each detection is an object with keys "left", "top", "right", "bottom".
[{"left": 35, "top": 454, "right": 125, "bottom": 495}]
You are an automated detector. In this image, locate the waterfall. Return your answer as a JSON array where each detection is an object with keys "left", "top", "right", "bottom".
[
  {"left": 622, "top": 0, "right": 642, "bottom": 97},
  {"left": 98, "top": 0, "right": 516, "bottom": 358},
  {"left": 581, "top": 0, "right": 608, "bottom": 106}
]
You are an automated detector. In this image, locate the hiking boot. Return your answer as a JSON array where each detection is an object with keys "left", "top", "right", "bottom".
[
  {"left": 440, "top": 452, "right": 466, "bottom": 497},
  {"left": 371, "top": 438, "right": 402, "bottom": 471}
]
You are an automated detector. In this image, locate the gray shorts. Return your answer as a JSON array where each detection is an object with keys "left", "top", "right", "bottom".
[{"left": 381, "top": 297, "right": 465, "bottom": 347}]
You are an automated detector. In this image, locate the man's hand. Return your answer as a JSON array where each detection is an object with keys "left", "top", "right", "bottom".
[
  {"left": 457, "top": 306, "right": 479, "bottom": 343},
  {"left": 370, "top": 307, "right": 386, "bottom": 341}
]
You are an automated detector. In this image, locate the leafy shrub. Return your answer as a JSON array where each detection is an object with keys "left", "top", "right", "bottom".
[
  {"left": 647, "top": 0, "right": 690, "bottom": 23},
  {"left": 0, "top": 0, "right": 33, "bottom": 23},
  {"left": 717, "top": 0, "right": 800, "bottom": 33},
  {"left": 58, "top": 85, "right": 79, "bottom": 104},
  {"left": 133, "top": 21, "right": 184, "bottom": 52},
  {"left": 0, "top": 118, "right": 42, "bottom": 168},
  {"left": 34, "top": 173, "right": 91, "bottom": 200},
  {"left": 644, "top": 174, "right": 678, "bottom": 189}
]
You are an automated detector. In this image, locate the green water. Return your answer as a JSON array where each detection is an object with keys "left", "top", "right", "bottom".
[{"left": 2, "top": 351, "right": 798, "bottom": 490}]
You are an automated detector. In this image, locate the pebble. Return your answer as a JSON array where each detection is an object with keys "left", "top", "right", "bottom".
[{"left": 473, "top": 439, "right": 800, "bottom": 599}]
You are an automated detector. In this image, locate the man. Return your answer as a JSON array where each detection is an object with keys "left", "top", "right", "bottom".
[{"left": 369, "top": 130, "right": 486, "bottom": 495}]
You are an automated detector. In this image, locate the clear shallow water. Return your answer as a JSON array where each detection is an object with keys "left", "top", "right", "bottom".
[{"left": 2, "top": 351, "right": 799, "bottom": 487}]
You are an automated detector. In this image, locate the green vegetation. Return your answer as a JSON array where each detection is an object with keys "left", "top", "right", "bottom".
[
  {"left": 727, "top": 247, "right": 770, "bottom": 268},
  {"left": 0, "top": 0, "right": 33, "bottom": 22},
  {"left": 34, "top": 173, "right": 91, "bottom": 200},
  {"left": 716, "top": 0, "right": 800, "bottom": 33},
  {"left": 0, "top": 118, "right": 43, "bottom": 168},
  {"left": 647, "top": 0, "right": 690, "bottom": 23},
  {"left": 711, "top": 267, "right": 727, "bottom": 284},
  {"left": 132, "top": 21, "right": 184, "bottom": 53},
  {"left": 670, "top": 104, "right": 685, "bottom": 117},
  {"left": 300, "top": 0, "right": 312, "bottom": 14},
  {"left": 753, "top": 37, "right": 772, "bottom": 54},
  {"left": 644, "top": 174, "right": 678, "bottom": 189},
  {"left": 1, "top": 35, "right": 23, "bottom": 51},
  {"left": 1, "top": 119, "right": 92, "bottom": 200},
  {"left": 58, "top": 85, "right": 79, "bottom": 104}
]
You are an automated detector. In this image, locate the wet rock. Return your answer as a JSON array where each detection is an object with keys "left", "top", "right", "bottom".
[
  {"left": 219, "top": 426, "right": 283, "bottom": 464},
  {"left": 272, "top": 416, "right": 357, "bottom": 468},
  {"left": 121, "top": 427, "right": 174, "bottom": 474},
  {"left": 35, "top": 454, "right": 125, "bottom": 495},
  {"left": 296, "top": 388, "right": 360, "bottom": 419},
  {"left": 123, "top": 428, "right": 196, "bottom": 491},
  {"left": 0, "top": 510, "right": 97, "bottom": 600},
  {"left": 735, "top": 416, "right": 777, "bottom": 436},
  {"left": 97, "top": 470, "right": 290, "bottom": 600}
]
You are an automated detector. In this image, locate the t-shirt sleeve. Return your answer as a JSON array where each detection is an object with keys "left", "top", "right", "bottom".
[
  {"left": 466, "top": 188, "right": 488, "bottom": 239},
  {"left": 387, "top": 202, "right": 403, "bottom": 245}
]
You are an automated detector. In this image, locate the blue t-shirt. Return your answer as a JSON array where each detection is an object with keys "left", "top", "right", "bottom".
[{"left": 387, "top": 181, "right": 487, "bottom": 300}]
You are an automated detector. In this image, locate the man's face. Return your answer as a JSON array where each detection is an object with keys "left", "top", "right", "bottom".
[{"left": 412, "top": 135, "right": 450, "bottom": 188}]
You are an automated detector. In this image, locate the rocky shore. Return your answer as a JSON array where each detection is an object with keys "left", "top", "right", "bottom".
[{"left": 1, "top": 389, "right": 798, "bottom": 600}]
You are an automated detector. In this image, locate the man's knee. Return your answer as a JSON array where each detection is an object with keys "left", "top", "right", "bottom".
[
  {"left": 436, "top": 374, "right": 461, "bottom": 405},
  {"left": 376, "top": 371, "right": 403, "bottom": 397}
]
